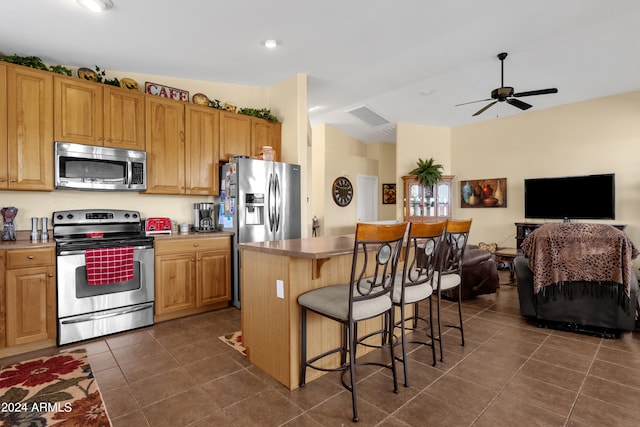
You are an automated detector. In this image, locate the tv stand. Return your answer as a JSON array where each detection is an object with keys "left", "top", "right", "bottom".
[{"left": 515, "top": 222, "right": 627, "bottom": 250}]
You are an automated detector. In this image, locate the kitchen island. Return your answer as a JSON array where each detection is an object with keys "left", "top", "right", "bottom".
[{"left": 239, "top": 234, "right": 410, "bottom": 390}]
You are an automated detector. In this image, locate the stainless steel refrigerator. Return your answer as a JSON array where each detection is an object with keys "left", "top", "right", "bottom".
[{"left": 219, "top": 157, "right": 301, "bottom": 308}]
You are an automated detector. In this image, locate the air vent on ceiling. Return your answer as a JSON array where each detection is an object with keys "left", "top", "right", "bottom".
[{"left": 346, "top": 106, "right": 391, "bottom": 127}]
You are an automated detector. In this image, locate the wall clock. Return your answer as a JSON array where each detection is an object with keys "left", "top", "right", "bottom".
[{"left": 332, "top": 176, "right": 353, "bottom": 207}]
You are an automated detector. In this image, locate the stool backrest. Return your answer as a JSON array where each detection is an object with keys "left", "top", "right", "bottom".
[
  {"left": 402, "top": 221, "right": 447, "bottom": 293},
  {"left": 349, "top": 222, "right": 407, "bottom": 305},
  {"left": 439, "top": 219, "right": 473, "bottom": 275}
]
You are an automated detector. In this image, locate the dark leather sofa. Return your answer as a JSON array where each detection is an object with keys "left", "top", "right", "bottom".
[
  {"left": 515, "top": 256, "right": 637, "bottom": 331},
  {"left": 442, "top": 246, "right": 499, "bottom": 300}
]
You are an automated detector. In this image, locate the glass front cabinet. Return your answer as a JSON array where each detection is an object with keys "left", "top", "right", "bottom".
[{"left": 402, "top": 175, "right": 453, "bottom": 222}]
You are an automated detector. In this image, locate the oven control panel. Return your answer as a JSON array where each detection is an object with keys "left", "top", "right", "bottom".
[
  {"left": 145, "top": 217, "right": 172, "bottom": 235},
  {"left": 53, "top": 209, "right": 140, "bottom": 225}
]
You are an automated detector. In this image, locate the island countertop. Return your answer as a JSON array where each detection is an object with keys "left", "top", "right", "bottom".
[{"left": 237, "top": 234, "right": 355, "bottom": 259}]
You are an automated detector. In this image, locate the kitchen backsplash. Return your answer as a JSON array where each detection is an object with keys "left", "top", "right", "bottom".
[{"left": 0, "top": 190, "right": 214, "bottom": 230}]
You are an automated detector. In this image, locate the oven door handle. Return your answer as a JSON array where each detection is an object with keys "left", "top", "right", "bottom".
[
  {"left": 59, "top": 303, "right": 154, "bottom": 324},
  {"left": 58, "top": 245, "right": 152, "bottom": 256}
]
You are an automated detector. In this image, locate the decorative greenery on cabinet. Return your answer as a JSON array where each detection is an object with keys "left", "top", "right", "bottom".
[
  {"left": 408, "top": 157, "right": 444, "bottom": 188},
  {"left": 1, "top": 54, "right": 71, "bottom": 76}
]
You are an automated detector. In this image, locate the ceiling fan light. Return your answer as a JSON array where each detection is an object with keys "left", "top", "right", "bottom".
[{"left": 77, "top": 0, "right": 113, "bottom": 12}]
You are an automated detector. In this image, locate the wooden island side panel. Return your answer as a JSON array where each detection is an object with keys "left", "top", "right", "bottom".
[{"left": 241, "top": 239, "right": 408, "bottom": 390}]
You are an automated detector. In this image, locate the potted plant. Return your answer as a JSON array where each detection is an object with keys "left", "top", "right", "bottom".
[{"left": 409, "top": 157, "right": 444, "bottom": 187}]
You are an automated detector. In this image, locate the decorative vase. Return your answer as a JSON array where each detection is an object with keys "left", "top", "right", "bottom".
[
  {"left": 462, "top": 182, "right": 473, "bottom": 204},
  {"left": 468, "top": 193, "right": 479, "bottom": 206},
  {"left": 494, "top": 181, "right": 504, "bottom": 206},
  {"left": 482, "top": 183, "right": 493, "bottom": 199},
  {"left": 1, "top": 206, "right": 18, "bottom": 241},
  {"left": 473, "top": 183, "right": 483, "bottom": 198}
]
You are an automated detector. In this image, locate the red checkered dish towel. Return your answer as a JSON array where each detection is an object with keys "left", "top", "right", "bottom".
[{"left": 85, "top": 246, "right": 135, "bottom": 285}]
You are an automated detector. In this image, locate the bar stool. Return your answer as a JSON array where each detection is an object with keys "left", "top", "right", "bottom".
[
  {"left": 391, "top": 220, "right": 446, "bottom": 385},
  {"left": 298, "top": 222, "right": 407, "bottom": 422},
  {"left": 433, "top": 218, "right": 472, "bottom": 362}
]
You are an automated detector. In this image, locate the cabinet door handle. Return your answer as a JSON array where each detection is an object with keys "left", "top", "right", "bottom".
[
  {"left": 48, "top": 274, "right": 54, "bottom": 278},
  {"left": 10, "top": 178, "right": 16, "bottom": 183},
  {"left": 28, "top": 255, "right": 34, "bottom": 260},
  {"left": 0, "top": 178, "right": 5, "bottom": 182},
  {"left": 193, "top": 243, "right": 199, "bottom": 247}
]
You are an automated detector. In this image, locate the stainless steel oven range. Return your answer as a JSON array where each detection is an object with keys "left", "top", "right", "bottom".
[{"left": 53, "top": 209, "right": 154, "bottom": 346}]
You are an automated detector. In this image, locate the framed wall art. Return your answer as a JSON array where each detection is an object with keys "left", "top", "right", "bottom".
[
  {"left": 382, "top": 183, "right": 396, "bottom": 204},
  {"left": 461, "top": 178, "right": 507, "bottom": 208}
]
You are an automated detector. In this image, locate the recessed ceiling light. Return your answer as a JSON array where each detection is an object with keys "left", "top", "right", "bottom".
[
  {"left": 77, "top": 0, "right": 113, "bottom": 12},
  {"left": 262, "top": 39, "right": 280, "bottom": 49}
]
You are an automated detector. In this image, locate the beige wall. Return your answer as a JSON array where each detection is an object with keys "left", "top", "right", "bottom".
[
  {"left": 366, "top": 142, "right": 397, "bottom": 220},
  {"left": 311, "top": 125, "right": 396, "bottom": 236},
  {"left": 392, "top": 91, "right": 640, "bottom": 263},
  {"left": 395, "top": 122, "right": 452, "bottom": 221},
  {"left": 450, "top": 91, "right": 640, "bottom": 250}
]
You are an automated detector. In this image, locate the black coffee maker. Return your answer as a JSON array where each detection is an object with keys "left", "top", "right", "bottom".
[{"left": 193, "top": 202, "right": 219, "bottom": 232}]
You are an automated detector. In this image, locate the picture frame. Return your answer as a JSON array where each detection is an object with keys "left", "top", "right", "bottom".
[
  {"left": 461, "top": 178, "right": 507, "bottom": 208},
  {"left": 382, "top": 183, "right": 396, "bottom": 204}
]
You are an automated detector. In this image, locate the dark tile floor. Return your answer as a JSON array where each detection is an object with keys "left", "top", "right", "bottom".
[{"left": 3, "top": 271, "right": 640, "bottom": 426}]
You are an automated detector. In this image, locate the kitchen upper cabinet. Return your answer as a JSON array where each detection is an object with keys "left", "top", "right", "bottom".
[
  {"left": 4, "top": 64, "right": 54, "bottom": 191},
  {"left": 103, "top": 86, "right": 145, "bottom": 150},
  {"left": 219, "top": 112, "right": 283, "bottom": 162},
  {"left": 154, "top": 237, "right": 231, "bottom": 322},
  {"left": 219, "top": 111, "right": 251, "bottom": 161},
  {"left": 144, "top": 96, "right": 185, "bottom": 194},
  {"left": 145, "top": 99, "right": 220, "bottom": 195},
  {"left": 3, "top": 248, "right": 56, "bottom": 352},
  {"left": 185, "top": 105, "right": 220, "bottom": 195},
  {"left": 251, "top": 119, "right": 281, "bottom": 161},
  {"left": 54, "top": 76, "right": 145, "bottom": 150}
]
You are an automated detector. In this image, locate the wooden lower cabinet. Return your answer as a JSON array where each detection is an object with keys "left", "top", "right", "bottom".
[
  {"left": 154, "top": 237, "right": 231, "bottom": 322},
  {"left": 1, "top": 247, "right": 56, "bottom": 357}
]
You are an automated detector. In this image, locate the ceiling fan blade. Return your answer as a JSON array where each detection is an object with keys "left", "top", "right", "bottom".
[
  {"left": 455, "top": 98, "right": 493, "bottom": 107},
  {"left": 513, "top": 88, "right": 558, "bottom": 97},
  {"left": 507, "top": 98, "right": 532, "bottom": 110},
  {"left": 472, "top": 101, "right": 498, "bottom": 116}
]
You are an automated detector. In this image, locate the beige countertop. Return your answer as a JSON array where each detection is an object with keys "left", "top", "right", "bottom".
[
  {"left": 238, "top": 234, "right": 355, "bottom": 259},
  {"left": 0, "top": 229, "right": 233, "bottom": 250},
  {"left": 0, "top": 230, "right": 55, "bottom": 249},
  {"left": 152, "top": 230, "right": 233, "bottom": 241}
]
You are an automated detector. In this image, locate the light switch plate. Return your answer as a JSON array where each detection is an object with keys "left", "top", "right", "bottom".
[{"left": 276, "top": 280, "right": 284, "bottom": 299}]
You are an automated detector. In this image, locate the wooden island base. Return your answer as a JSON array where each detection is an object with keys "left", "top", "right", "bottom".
[{"left": 240, "top": 235, "right": 412, "bottom": 390}]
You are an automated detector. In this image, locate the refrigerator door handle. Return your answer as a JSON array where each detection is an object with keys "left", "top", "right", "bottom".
[
  {"left": 274, "top": 173, "right": 281, "bottom": 232},
  {"left": 268, "top": 172, "right": 275, "bottom": 232}
]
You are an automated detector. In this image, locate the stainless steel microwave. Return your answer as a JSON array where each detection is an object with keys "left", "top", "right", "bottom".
[{"left": 54, "top": 142, "right": 147, "bottom": 191}]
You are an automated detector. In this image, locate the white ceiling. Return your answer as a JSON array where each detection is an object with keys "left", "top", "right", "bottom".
[{"left": 2, "top": 0, "right": 640, "bottom": 143}]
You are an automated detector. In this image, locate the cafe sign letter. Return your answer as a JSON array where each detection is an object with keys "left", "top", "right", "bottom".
[{"left": 145, "top": 82, "right": 189, "bottom": 102}]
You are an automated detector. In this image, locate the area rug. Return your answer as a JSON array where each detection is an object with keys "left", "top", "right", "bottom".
[
  {"left": 0, "top": 348, "right": 111, "bottom": 426},
  {"left": 218, "top": 331, "right": 246, "bottom": 356}
]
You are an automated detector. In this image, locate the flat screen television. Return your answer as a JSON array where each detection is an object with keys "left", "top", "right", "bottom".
[{"left": 524, "top": 173, "right": 615, "bottom": 220}]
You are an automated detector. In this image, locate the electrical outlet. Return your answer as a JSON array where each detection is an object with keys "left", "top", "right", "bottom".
[{"left": 276, "top": 280, "right": 284, "bottom": 299}]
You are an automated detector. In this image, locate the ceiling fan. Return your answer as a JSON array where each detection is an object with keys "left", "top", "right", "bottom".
[{"left": 457, "top": 52, "right": 558, "bottom": 116}]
